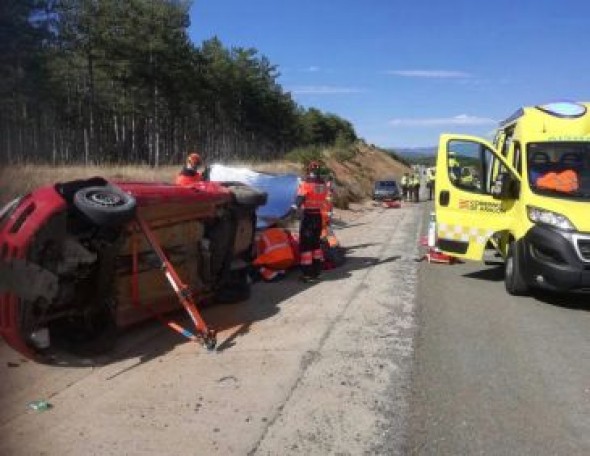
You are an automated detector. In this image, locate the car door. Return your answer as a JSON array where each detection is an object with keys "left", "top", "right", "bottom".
[{"left": 435, "top": 134, "right": 521, "bottom": 261}]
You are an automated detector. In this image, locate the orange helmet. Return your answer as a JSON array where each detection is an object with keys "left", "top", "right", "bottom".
[
  {"left": 187, "top": 152, "right": 201, "bottom": 167},
  {"left": 307, "top": 161, "right": 320, "bottom": 173}
]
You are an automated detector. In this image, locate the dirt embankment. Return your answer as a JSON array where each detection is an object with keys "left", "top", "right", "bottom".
[{"left": 324, "top": 144, "right": 411, "bottom": 208}]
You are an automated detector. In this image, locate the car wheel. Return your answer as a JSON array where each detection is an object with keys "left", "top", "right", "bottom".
[
  {"left": 214, "top": 267, "right": 251, "bottom": 304},
  {"left": 73, "top": 185, "right": 136, "bottom": 227},
  {"left": 222, "top": 182, "right": 267, "bottom": 207},
  {"left": 505, "top": 240, "right": 529, "bottom": 296}
]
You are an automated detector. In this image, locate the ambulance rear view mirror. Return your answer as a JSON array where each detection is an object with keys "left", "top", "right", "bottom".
[{"left": 491, "top": 172, "right": 519, "bottom": 200}]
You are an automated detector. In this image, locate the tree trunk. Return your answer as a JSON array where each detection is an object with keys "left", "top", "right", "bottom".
[
  {"left": 131, "top": 114, "right": 136, "bottom": 161},
  {"left": 52, "top": 130, "right": 56, "bottom": 166},
  {"left": 84, "top": 127, "right": 89, "bottom": 165}
]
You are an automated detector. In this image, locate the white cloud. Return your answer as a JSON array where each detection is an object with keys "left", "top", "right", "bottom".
[
  {"left": 290, "top": 85, "right": 365, "bottom": 95},
  {"left": 389, "top": 114, "right": 497, "bottom": 127},
  {"left": 302, "top": 66, "right": 320, "bottom": 72},
  {"left": 387, "top": 70, "right": 472, "bottom": 79}
]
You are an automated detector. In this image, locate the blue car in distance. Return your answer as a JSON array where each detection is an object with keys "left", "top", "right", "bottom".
[{"left": 372, "top": 179, "right": 401, "bottom": 201}]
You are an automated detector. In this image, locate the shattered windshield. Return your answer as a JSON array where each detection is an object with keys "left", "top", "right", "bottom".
[{"left": 527, "top": 142, "right": 590, "bottom": 199}]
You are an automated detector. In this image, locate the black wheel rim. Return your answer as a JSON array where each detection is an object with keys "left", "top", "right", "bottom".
[{"left": 87, "top": 191, "right": 123, "bottom": 207}]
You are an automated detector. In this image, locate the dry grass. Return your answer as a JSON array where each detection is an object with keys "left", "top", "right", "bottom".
[
  {"left": 0, "top": 164, "right": 179, "bottom": 204},
  {"left": 250, "top": 160, "right": 303, "bottom": 175},
  {"left": 0, "top": 147, "right": 411, "bottom": 208}
]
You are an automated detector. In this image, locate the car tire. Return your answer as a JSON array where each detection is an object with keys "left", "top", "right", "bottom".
[
  {"left": 73, "top": 185, "right": 137, "bottom": 227},
  {"left": 505, "top": 240, "right": 529, "bottom": 296},
  {"left": 222, "top": 182, "right": 267, "bottom": 207},
  {"left": 214, "top": 267, "right": 251, "bottom": 304}
]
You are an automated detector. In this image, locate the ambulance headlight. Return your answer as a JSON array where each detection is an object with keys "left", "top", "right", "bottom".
[{"left": 527, "top": 206, "right": 576, "bottom": 231}]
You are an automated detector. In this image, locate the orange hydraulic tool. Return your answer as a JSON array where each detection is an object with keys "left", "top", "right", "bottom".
[{"left": 134, "top": 213, "right": 216, "bottom": 350}]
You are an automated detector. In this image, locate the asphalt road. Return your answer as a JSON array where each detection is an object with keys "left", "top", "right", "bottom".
[
  {"left": 2, "top": 196, "right": 588, "bottom": 455},
  {"left": 0, "top": 201, "right": 424, "bottom": 455},
  {"left": 409, "top": 204, "right": 590, "bottom": 455}
]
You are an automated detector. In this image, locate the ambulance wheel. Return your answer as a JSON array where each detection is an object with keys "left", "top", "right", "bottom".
[{"left": 505, "top": 241, "right": 528, "bottom": 296}]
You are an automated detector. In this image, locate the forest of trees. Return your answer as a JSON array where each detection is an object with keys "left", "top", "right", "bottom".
[{"left": 0, "top": 0, "right": 357, "bottom": 166}]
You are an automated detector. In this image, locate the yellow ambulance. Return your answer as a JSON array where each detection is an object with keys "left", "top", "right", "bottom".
[{"left": 434, "top": 101, "right": 590, "bottom": 295}]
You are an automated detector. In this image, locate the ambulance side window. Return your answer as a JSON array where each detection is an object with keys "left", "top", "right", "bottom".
[
  {"left": 447, "top": 139, "right": 495, "bottom": 194},
  {"left": 500, "top": 127, "right": 514, "bottom": 157}
]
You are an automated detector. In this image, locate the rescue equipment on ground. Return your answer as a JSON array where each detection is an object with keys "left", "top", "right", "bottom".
[{"left": 382, "top": 200, "right": 401, "bottom": 208}]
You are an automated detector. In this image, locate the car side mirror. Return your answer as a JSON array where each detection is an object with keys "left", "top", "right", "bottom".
[{"left": 491, "top": 172, "right": 519, "bottom": 200}]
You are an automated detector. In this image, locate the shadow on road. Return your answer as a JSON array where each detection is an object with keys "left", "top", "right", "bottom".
[
  {"left": 342, "top": 243, "right": 378, "bottom": 252},
  {"left": 331, "top": 220, "right": 368, "bottom": 229},
  {"left": 462, "top": 265, "right": 504, "bottom": 282},
  {"left": 55, "top": 277, "right": 305, "bottom": 367},
  {"left": 462, "top": 265, "right": 590, "bottom": 311},
  {"left": 25, "top": 245, "right": 400, "bottom": 367},
  {"left": 321, "top": 255, "right": 401, "bottom": 281},
  {"left": 530, "top": 290, "right": 590, "bottom": 311}
]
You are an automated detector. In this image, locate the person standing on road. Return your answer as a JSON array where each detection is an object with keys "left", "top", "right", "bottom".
[
  {"left": 295, "top": 161, "right": 329, "bottom": 282},
  {"left": 426, "top": 168, "right": 435, "bottom": 201},
  {"left": 412, "top": 173, "right": 421, "bottom": 202},
  {"left": 401, "top": 173, "right": 410, "bottom": 201},
  {"left": 176, "top": 152, "right": 205, "bottom": 186}
]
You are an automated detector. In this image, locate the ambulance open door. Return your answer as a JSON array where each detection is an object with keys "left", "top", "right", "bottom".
[{"left": 434, "top": 134, "right": 521, "bottom": 261}]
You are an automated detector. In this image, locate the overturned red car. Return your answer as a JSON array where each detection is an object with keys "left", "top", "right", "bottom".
[{"left": 0, "top": 177, "right": 266, "bottom": 360}]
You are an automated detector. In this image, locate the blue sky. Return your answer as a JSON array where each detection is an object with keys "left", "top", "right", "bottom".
[{"left": 189, "top": 0, "right": 590, "bottom": 148}]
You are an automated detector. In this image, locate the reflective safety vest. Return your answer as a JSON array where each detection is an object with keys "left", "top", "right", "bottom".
[
  {"left": 297, "top": 179, "right": 329, "bottom": 211},
  {"left": 175, "top": 168, "right": 202, "bottom": 186},
  {"left": 252, "top": 228, "right": 296, "bottom": 273},
  {"left": 401, "top": 175, "right": 409, "bottom": 186},
  {"left": 536, "top": 169, "right": 579, "bottom": 193}
]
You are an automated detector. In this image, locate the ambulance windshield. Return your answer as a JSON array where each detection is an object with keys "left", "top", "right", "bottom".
[{"left": 527, "top": 142, "right": 590, "bottom": 198}]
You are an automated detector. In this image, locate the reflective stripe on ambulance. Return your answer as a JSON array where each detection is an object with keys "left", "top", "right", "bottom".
[{"left": 437, "top": 223, "right": 494, "bottom": 245}]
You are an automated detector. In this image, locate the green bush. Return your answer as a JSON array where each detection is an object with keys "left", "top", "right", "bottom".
[{"left": 284, "top": 146, "right": 323, "bottom": 164}]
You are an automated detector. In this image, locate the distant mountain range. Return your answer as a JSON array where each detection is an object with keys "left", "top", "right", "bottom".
[
  {"left": 385, "top": 146, "right": 437, "bottom": 166},
  {"left": 393, "top": 147, "right": 436, "bottom": 157}
]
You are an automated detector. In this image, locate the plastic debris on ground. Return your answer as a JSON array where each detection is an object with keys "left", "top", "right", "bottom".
[{"left": 28, "top": 400, "right": 52, "bottom": 412}]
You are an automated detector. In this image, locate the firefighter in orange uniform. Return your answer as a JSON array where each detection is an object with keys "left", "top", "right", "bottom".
[
  {"left": 252, "top": 227, "right": 297, "bottom": 281},
  {"left": 176, "top": 152, "right": 204, "bottom": 186},
  {"left": 295, "top": 161, "right": 329, "bottom": 282}
]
